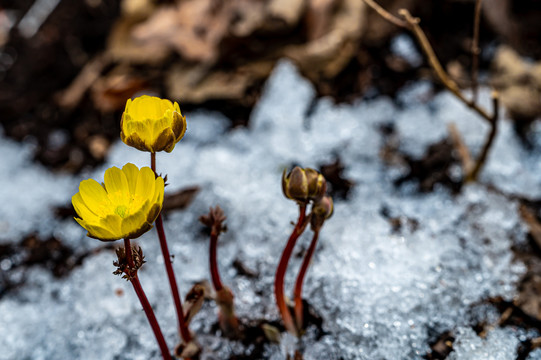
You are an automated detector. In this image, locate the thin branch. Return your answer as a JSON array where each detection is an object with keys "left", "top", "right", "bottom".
[
  {"left": 397, "top": 9, "right": 495, "bottom": 123},
  {"left": 471, "top": 0, "right": 483, "bottom": 102},
  {"left": 363, "top": 1, "right": 500, "bottom": 182},
  {"left": 363, "top": 0, "right": 409, "bottom": 29},
  {"left": 466, "top": 91, "right": 499, "bottom": 182}
]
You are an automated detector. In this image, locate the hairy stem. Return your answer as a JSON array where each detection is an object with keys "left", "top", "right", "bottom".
[
  {"left": 293, "top": 229, "right": 319, "bottom": 332},
  {"left": 274, "top": 205, "right": 307, "bottom": 336},
  {"left": 124, "top": 239, "right": 171, "bottom": 360},
  {"left": 151, "top": 153, "right": 193, "bottom": 345}
]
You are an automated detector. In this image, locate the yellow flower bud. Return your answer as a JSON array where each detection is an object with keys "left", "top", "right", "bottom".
[
  {"left": 72, "top": 163, "right": 165, "bottom": 241},
  {"left": 120, "top": 95, "right": 187, "bottom": 153}
]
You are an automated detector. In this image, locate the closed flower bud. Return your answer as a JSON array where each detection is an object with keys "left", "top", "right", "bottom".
[
  {"left": 282, "top": 166, "right": 309, "bottom": 203},
  {"left": 305, "top": 168, "right": 327, "bottom": 202},
  {"left": 310, "top": 195, "right": 333, "bottom": 231},
  {"left": 120, "top": 95, "right": 187, "bottom": 153}
]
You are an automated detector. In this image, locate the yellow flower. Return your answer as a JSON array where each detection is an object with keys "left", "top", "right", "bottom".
[
  {"left": 120, "top": 95, "right": 187, "bottom": 153},
  {"left": 72, "top": 163, "right": 165, "bottom": 241}
]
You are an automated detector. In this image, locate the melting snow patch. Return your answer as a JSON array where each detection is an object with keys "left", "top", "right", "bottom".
[{"left": 0, "top": 60, "right": 535, "bottom": 359}]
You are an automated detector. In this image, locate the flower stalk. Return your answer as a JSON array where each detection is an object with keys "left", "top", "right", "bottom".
[
  {"left": 277, "top": 167, "right": 333, "bottom": 335},
  {"left": 200, "top": 206, "right": 239, "bottom": 338},
  {"left": 122, "top": 239, "right": 171, "bottom": 360},
  {"left": 293, "top": 229, "right": 319, "bottom": 331},
  {"left": 274, "top": 204, "right": 308, "bottom": 336},
  {"left": 151, "top": 152, "right": 193, "bottom": 347}
]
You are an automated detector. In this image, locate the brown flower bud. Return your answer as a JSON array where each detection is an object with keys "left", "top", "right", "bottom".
[
  {"left": 310, "top": 195, "right": 333, "bottom": 231},
  {"left": 282, "top": 166, "right": 309, "bottom": 203},
  {"left": 305, "top": 168, "right": 327, "bottom": 202}
]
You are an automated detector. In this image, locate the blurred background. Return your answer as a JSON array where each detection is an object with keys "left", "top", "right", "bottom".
[{"left": 1, "top": 0, "right": 540, "bottom": 175}]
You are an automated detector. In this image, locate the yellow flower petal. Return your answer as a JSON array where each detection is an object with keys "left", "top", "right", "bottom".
[
  {"left": 122, "top": 163, "right": 139, "bottom": 195},
  {"left": 154, "top": 176, "right": 165, "bottom": 203},
  {"left": 171, "top": 111, "right": 187, "bottom": 141},
  {"left": 73, "top": 164, "right": 165, "bottom": 241},
  {"left": 79, "top": 179, "right": 111, "bottom": 216},
  {"left": 146, "top": 203, "right": 162, "bottom": 224},
  {"left": 135, "top": 167, "right": 156, "bottom": 201},
  {"left": 75, "top": 218, "right": 119, "bottom": 241},
  {"left": 104, "top": 166, "right": 130, "bottom": 206},
  {"left": 100, "top": 214, "right": 122, "bottom": 234},
  {"left": 121, "top": 210, "right": 151, "bottom": 239},
  {"left": 154, "top": 128, "right": 176, "bottom": 153},
  {"left": 152, "top": 116, "right": 172, "bottom": 139},
  {"left": 120, "top": 95, "right": 186, "bottom": 153},
  {"left": 72, "top": 193, "right": 99, "bottom": 223},
  {"left": 121, "top": 132, "right": 153, "bottom": 152}
]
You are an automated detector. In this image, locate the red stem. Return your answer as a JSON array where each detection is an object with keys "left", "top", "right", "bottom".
[
  {"left": 123, "top": 239, "right": 171, "bottom": 360},
  {"left": 293, "top": 229, "right": 319, "bottom": 332},
  {"left": 151, "top": 153, "right": 193, "bottom": 345},
  {"left": 210, "top": 230, "right": 223, "bottom": 291},
  {"left": 274, "top": 205, "right": 307, "bottom": 336}
]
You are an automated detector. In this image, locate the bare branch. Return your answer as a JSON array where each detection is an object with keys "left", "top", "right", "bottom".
[
  {"left": 363, "top": 1, "right": 501, "bottom": 182},
  {"left": 466, "top": 91, "right": 499, "bottom": 182},
  {"left": 363, "top": 0, "right": 409, "bottom": 29}
]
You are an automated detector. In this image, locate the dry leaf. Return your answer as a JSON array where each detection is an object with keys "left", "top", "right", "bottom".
[
  {"left": 107, "top": 17, "right": 172, "bottom": 64},
  {"left": 306, "top": 0, "right": 340, "bottom": 41},
  {"left": 90, "top": 65, "right": 147, "bottom": 112},
  {"left": 55, "top": 53, "right": 110, "bottom": 109},
  {"left": 163, "top": 186, "right": 200, "bottom": 212},
  {"left": 491, "top": 46, "right": 541, "bottom": 123},
  {"left": 267, "top": 0, "right": 306, "bottom": 28},
  {"left": 285, "top": 0, "right": 365, "bottom": 79}
]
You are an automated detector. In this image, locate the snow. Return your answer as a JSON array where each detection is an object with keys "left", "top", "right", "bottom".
[
  {"left": 448, "top": 327, "right": 519, "bottom": 360},
  {"left": 0, "top": 60, "right": 539, "bottom": 359}
]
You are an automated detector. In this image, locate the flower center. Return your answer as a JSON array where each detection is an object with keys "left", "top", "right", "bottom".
[{"left": 115, "top": 205, "right": 128, "bottom": 218}]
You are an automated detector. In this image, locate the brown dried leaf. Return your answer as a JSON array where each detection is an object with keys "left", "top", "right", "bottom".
[
  {"left": 491, "top": 45, "right": 541, "bottom": 122},
  {"left": 306, "top": 0, "right": 340, "bottom": 41},
  {"left": 163, "top": 186, "right": 200, "bottom": 212},
  {"left": 55, "top": 53, "right": 110, "bottom": 110},
  {"left": 519, "top": 204, "right": 541, "bottom": 252},
  {"left": 132, "top": 0, "right": 229, "bottom": 64},
  {"left": 166, "top": 61, "right": 274, "bottom": 103},
  {"left": 266, "top": 0, "right": 306, "bottom": 29},
  {"left": 183, "top": 282, "right": 208, "bottom": 325},
  {"left": 285, "top": 0, "right": 365, "bottom": 79},
  {"left": 90, "top": 66, "right": 147, "bottom": 112},
  {"left": 515, "top": 273, "right": 541, "bottom": 321},
  {"left": 107, "top": 17, "right": 172, "bottom": 64}
]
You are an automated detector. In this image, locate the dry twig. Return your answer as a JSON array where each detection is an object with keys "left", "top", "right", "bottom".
[{"left": 363, "top": 1, "right": 499, "bottom": 183}]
